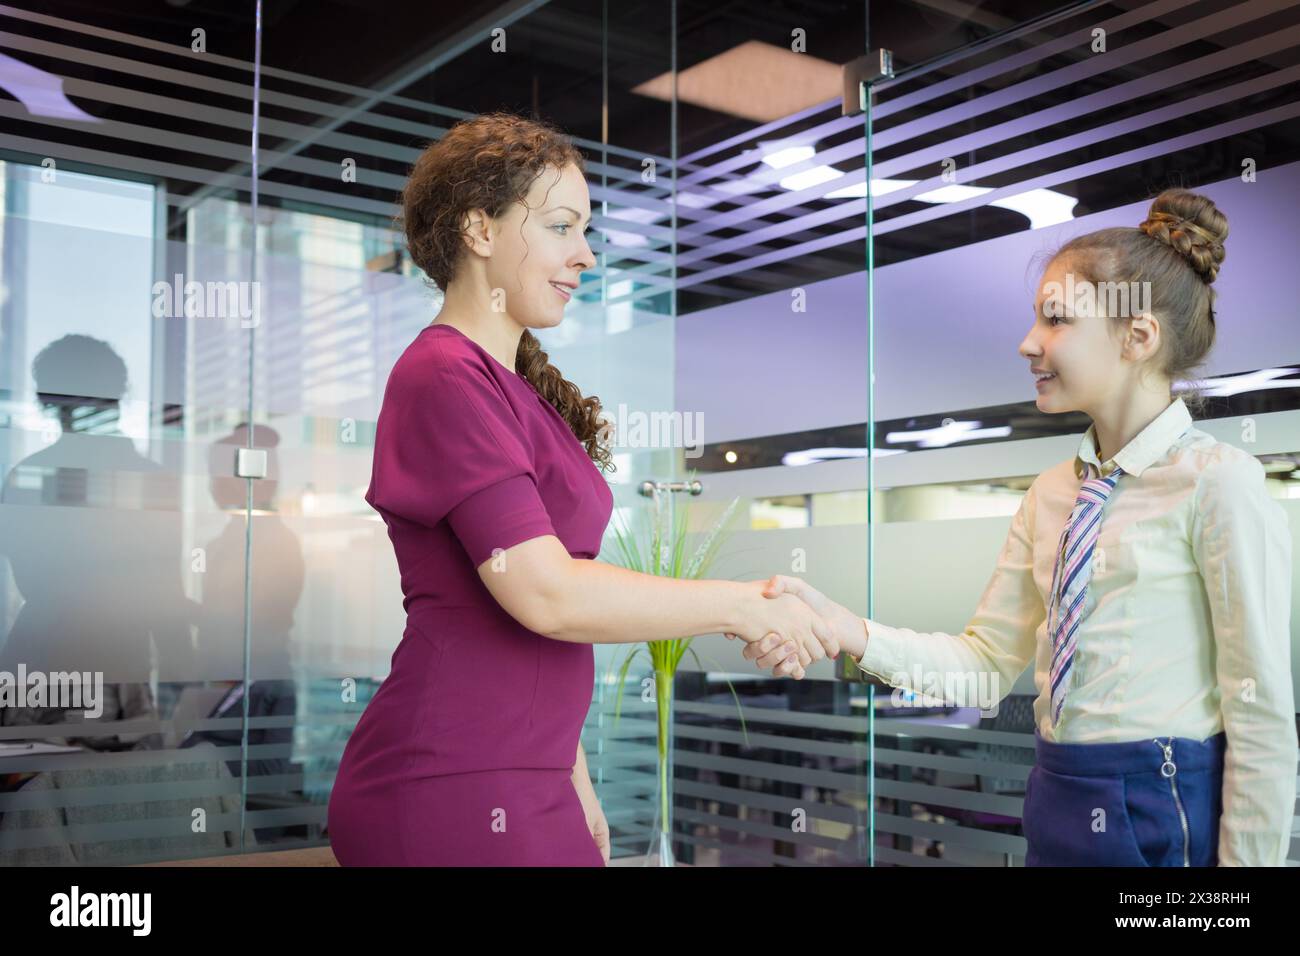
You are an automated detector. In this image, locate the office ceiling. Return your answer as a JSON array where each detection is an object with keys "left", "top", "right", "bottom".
[
  {"left": 24, "top": 0, "right": 1078, "bottom": 157},
  {"left": 12, "top": 0, "right": 1298, "bottom": 313}
]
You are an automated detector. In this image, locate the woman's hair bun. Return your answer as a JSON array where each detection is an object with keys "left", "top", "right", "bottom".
[{"left": 1138, "top": 188, "right": 1228, "bottom": 284}]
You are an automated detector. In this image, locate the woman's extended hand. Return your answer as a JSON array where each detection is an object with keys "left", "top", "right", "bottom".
[
  {"left": 757, "top": 575, "right": 868, "bottom": 661},
  {"left": 723, "top": 579, "right": 840, "bottom": 679}
]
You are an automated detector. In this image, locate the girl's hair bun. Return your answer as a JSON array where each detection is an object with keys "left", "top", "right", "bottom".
[{"left": 1138, "top": 188, "right": 1228, "bottom": 284}]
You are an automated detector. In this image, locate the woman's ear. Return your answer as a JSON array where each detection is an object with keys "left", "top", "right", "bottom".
[{"left": 460, "top": 208, "right": 494, "bottom": 258}]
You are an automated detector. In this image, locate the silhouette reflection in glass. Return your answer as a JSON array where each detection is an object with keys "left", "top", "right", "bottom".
[
  {"left": 0, "top": 333, "right": 193, "bottom": 750},
  {"left": 181, "top": 423, "right": 304, "bottom": 841}
]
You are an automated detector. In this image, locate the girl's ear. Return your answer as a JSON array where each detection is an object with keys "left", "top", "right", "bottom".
[{"left": 1124, "top": 311, "right": 1161, "bottom": 361}]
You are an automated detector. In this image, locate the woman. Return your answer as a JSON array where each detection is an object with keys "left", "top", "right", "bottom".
[
  {"left": 327, "top": 112, "right": 834, "bottom": 866},
  {"left": 750, "top": 189, "right": 1296, "bottom": 866}
]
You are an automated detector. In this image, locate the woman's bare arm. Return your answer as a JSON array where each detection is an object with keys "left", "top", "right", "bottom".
[{"left": 473, "top": 534, "right": 835, "bottom": 658}]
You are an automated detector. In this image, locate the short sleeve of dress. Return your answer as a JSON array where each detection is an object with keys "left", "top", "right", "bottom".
[{"left": 365, "top": 342, "right": 557, "bottom": 568}]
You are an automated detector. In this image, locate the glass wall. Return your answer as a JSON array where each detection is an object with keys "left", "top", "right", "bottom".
[
  {"left": 649, "top": 1, "right": 881, "bottom": 866},
  {"left": 0, "top": 2, "right": 268, "bottom": 862},
  {"left": 2, "top": 0, "right": 1292, "bottom": 869},
  {"left": 862, "top": 0, "right": 1300, "bottom": 864},
  {"left": 0, "top": 0, "right": 680, "bottom": 865}
]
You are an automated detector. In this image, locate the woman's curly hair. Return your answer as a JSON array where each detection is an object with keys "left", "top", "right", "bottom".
[
  {"left": 1045, "top": 187, "right": 1227, "bottom": 416},
  {"left": 399, "top": 111, "right": 613, "bottom": 472}
]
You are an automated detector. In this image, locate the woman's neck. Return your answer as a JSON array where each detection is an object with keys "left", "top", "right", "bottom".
[{"left": 434, "top": 281, "right": 524, "bottom": 372}]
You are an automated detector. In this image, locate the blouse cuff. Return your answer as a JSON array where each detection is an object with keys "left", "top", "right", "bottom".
[
  {"left": 447, "top": 473, "right": 557, "bottom": 569},
  {"left": 854, "top": 617, "right": 906, "bottom": 686}
]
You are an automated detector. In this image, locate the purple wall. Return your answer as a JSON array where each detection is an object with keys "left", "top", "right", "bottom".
[{"left": 675, "top": 163, "right": 1300, "bottom": 443}]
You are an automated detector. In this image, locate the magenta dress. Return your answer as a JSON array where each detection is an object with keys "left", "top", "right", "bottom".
[{"left": 327, "top": 323, "right": 613, "bottom": 866}]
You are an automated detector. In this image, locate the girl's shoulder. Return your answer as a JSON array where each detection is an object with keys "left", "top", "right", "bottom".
[
  {"left": 1028, "top": 426, "right": 1263, "bottom": 495},
  {"left": 1028, "top": 458, "right": 1076, "bottom": 499},
  {"left": 1172, "top": 427, "right": 1279, "bottom": 519},
  {"left": 1172, "top": 426, "right": 1266, "bottom": 482}
]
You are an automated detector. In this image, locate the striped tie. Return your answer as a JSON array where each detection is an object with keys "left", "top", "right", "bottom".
[{"left": 1047, "top": 462, "right": 1124, "bottom": 727}]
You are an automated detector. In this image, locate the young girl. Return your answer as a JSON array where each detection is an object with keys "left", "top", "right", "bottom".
[
  {"left": 754, "top": 188, "right": 1296, "bottom": 866},
  {"left": 326, "top": 113, "right": 834, "bottom": 866}
]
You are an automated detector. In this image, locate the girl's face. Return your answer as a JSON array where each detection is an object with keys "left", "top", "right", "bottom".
[
  {"left": 480, "top": 162, "right": 595, "bottom": 331},
  {"left": 1019, "top": 255, "right": 1131, "bottom": 416}
]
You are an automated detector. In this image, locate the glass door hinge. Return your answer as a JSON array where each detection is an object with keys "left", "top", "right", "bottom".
[{"left": 842, "top": 49, "right": 895, "bottom": 116}]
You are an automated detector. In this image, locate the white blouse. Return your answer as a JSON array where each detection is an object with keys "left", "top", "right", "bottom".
[{"left": 853, "top": 397, "right": 1296, "bottom": 866}]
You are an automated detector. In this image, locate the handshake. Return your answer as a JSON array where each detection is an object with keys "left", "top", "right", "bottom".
[{"left": 724, "top": 575, "right": 869, "bottom": 680}]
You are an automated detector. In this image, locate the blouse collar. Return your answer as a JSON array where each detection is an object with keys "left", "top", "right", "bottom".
[{"left": 1074, "top": 396, "right": 1192, "bottom": 480}]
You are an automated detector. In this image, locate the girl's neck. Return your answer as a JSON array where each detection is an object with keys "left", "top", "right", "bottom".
[{"left": 1090, "top": 388, "right": 1175, "bottom": 464}]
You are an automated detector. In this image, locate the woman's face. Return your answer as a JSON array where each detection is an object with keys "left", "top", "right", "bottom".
[
  {"left": 1019, "top": 255, "right": 1131, "bottom": 416},
  {"left": 481, "top": 162, "right": 595, "bottom": 331}
]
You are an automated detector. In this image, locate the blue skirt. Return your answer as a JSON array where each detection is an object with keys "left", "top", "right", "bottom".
[{"left": 1022, "top": 729, "right": 1226, "bottom": 866}]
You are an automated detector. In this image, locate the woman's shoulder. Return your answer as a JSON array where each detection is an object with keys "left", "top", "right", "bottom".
[
  {"left": 403, "top": 324, "right": 496, "bottom": 375},
  {"left": 387, "top": 324, "right": 507, "bottom": 402}
]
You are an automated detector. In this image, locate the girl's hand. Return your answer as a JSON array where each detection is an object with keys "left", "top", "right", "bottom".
[
  {"left": 726, "top": 579, "right": 837, "bottom": 668},
  {"left": 723, "top": 579, "right": 845, "bottom": 678},
  {"left": 758, "top": 575, "right": 868, "bottom": 660}
]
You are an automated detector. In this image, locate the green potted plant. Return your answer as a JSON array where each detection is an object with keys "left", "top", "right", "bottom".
[{"left": 604, "top": 478, "right": 752, "bottom": 866}]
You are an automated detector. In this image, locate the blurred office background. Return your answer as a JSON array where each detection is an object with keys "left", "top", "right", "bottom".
[{"left": 0, "top": 0, "right": 1296, "bottom": 865}]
